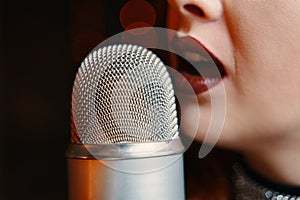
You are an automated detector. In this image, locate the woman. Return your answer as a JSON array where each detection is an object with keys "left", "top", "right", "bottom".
[{"left": 166, "top": 0, "right": 300, "bottom": 199}]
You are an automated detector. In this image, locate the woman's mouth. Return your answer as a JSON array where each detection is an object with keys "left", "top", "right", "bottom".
[{"left": 170, "top": 35, "right": 227, "bottom": 95}]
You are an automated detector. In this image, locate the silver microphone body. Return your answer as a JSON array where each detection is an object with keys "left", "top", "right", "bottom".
[{"left": 66, "top": 138, "right": 185, "bottom": 200}]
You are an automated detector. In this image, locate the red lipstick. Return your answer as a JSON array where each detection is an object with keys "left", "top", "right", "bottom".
[{"left": 170, "top": 35, "right": 226, "bottom": 95}]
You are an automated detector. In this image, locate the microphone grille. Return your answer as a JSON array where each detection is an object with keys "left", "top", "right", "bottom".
[{"left": 72, "top": 44, "right": 178, "bottom": 144}]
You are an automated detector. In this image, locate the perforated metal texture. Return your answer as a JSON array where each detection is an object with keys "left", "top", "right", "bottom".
[{"left": 72, "top": 44, "right": 178, "bottom": 144}]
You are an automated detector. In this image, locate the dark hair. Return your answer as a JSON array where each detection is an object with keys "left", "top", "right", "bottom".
[{"left": 184, "top": 141, "right": 238, "bottom": 199}]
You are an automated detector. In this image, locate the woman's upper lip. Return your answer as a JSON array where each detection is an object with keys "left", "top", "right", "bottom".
[
  {"left": 170, "top": 35, "right": 227, "bottom": 78},
  {"left": 169, "top": 34, "right": 227, "bottom": 94}
]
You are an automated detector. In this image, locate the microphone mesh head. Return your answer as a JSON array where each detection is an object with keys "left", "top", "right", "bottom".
[{"left": 72, "top": 44, "right": 178, "bottom": 144}]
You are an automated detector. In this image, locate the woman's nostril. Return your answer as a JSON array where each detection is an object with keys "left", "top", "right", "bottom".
[{"left": 184, "top": 4, "right": 205, "bottom": 18}]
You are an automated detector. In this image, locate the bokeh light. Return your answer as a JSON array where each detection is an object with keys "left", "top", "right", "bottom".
[
  {"left": 120, "top": 0, "right": 156, "bottom": 32},
  {"left": 121, "top": 27, "right": 158, "bottom": 47}
]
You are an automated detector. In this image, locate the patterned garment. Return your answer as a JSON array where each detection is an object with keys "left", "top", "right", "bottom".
[{"left": 233, "top": 162, "right": 300, "bottom": 200}]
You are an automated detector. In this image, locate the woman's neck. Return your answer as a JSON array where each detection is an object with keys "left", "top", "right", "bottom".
[{"left": 242, "top": 133, "right": 300, "bottom": 186}]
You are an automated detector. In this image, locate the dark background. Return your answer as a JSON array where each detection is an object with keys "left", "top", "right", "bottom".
[
  {"left": 1, "top": 1, "right": 236, "bottom": 199},
  {"left": 0, "top": 0, "right": 166, "bottom": 199}
]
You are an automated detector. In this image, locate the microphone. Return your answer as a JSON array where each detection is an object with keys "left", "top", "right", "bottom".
[{"left": 66, "top": 44, "right": 185, "bottom": 200}]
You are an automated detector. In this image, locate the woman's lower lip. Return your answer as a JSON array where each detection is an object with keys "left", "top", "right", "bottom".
[{"left": 173, "top": 71, "right": 222, "bottom": 95}]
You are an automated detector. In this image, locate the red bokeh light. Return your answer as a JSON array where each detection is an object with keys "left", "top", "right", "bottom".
[
  {"left": 121, "top": 27, "right": 158, "bottom": 47},
  {"left": 120, "top": 0, "right": 156, "bottom": 31}
]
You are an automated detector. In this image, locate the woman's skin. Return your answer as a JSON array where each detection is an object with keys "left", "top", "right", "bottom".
[{"left": 167, "top": 0, "right": 300, "bottom": 186}]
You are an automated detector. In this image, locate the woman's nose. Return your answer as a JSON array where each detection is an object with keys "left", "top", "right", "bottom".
[{"left": 168, "top": 0, "right": 223, "bottom": 22}]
